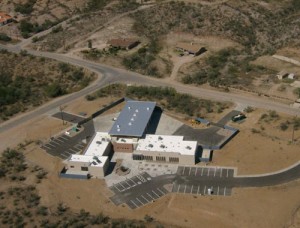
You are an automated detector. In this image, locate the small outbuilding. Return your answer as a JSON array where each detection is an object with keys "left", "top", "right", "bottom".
[
  {"left": 107, "top": 38, "right": 140, "bottom": 50},
  {"left": 176, "top": 42, "right": 206, "bottom": 56},
  {"left": 0, "top": 12, "right": 13, "bottom": 26}
]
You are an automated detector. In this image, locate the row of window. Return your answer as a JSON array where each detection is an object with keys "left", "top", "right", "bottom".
[{"left": 132, "top": 154, "right": 180, "bottom": 163}]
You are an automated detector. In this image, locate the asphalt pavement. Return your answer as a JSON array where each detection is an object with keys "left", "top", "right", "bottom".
[{"left": 110, "top": 163, "right": 300, "bottom": 209}]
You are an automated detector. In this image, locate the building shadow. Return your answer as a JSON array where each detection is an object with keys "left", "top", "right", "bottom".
[{"left": 145, "top": 106, "right": 163, "bottom": 135}]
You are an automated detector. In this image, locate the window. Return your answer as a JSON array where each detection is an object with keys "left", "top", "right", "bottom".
[
  {"left": 133, "top": 154, "right": 144, "bottom": 160},
  {"left": 144, "top": 156, "right": 153, "bottom": 161},
  {"left": 81, "top": 167, "right": 88, "bottom": 171},
  {"left": 156, "top": 156, "right": 166, "bottom": 162},
  {"left": 169, "top": 157, "right": 179, "bottom": 163}
]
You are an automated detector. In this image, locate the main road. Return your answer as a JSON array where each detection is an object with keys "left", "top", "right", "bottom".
[{"left": 0, "top": 43, "right": 299, "bottom": 133}]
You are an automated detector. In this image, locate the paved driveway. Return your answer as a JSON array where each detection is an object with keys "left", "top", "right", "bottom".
[{"left": 41, "top": 120, "right": 95, "bottom": 159}]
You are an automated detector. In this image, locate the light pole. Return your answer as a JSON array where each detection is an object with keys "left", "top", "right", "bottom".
[{"left": 59, "top": 105, "right": 65, "bottom": 125}]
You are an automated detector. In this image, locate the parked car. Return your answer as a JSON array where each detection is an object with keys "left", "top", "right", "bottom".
[{"left": 231, "top": 113, "right": 246, "bottom": 122}]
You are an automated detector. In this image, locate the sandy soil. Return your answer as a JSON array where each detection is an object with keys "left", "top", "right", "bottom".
[
  {"left": 214, "top": 108, "right": 300, "bottom": 174},
  {"left": 23, "top": 144, "right": 300, "bottom": 228}
]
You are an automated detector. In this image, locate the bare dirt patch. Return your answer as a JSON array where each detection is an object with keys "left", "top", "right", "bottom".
[{"left": 213, "top": 108, "right": 300, "bottom": 174}]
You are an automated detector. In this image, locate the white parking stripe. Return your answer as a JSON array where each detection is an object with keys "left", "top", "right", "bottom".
[
  {"left": 217, "top": 186, "right": 220, "bottom": 195},
  {"left": 130, "top": 178, "right": 137, "bottom": 186},
  {"left": 157, "top": 188, "right": 165, "bottom": 195},
  {"left": 152, "top": 190, "right": 160, "bottom": 198},
  {"left": 130, "top": 200, "right": 138, "bottom": 208},
  {"left": 214, "top": 167, "right": 217, "bottom": 177},
  {"left": 118, "top": 182, "right": 126, "bottom": 189},
  {"left": 204, "top": 186, "right": 207, "bottom": 194},
  {"left": 42, "top": 145, "right": 53, "bottom": 150},
  {"left": 195, "top": 168, "right": 198, "bottom": 176},
  {"left": 197, "top": 185, "right": 200, "bottom": 194},
  {"left": 207, "top": 168, "right": 210, "bottom": 176},
  {"left": 114, "top": 185, "right": 122, "bottom": 192},
  {"left": 189, "top": 167, "right": 192, "bottom": 176},
  {"left": 124, "top": 180, "right": 131, "bottom": 188},
  {"left": 182, "top": 166, "right": 185, "bottom": 175},
  {"left": 224, "top": 187, "right": 226, "bottom": 196},
  {"left": 177, "top": 185, "right": 180, "bottom": 192},
  {"left": 141, "top": 195, "right": 149, "bottom": 203},
  {"left": 54, "top": 138, "right": 64, "bottom": 143},
  {"left": 227, "top": 169, "right": 229, "bottom": 178},
  {"left": 136, "top": 198, "right": 144, "bottom": 205},
  {"left": 191, "top": 185, "right": 193, "bottom": 193},
  {"left": 220, "top": 168, "right": 223, "bottom": 177},
  {"left": 184, "top": 185, "right": 187, "bottom": 193},
  {"left": 147, "top": 193, "right": 155, "bottom": 200},
  {"left": 201, "top": 168, "right": 204, "bottom": 176},
  {"left": 60, "top": 153, "right": 69, "bottom": 158},
  {"left": 69, "top": 148, "right": 80, "bottom": 153},
  {"left": 48, "top": 142, "right": 59, "bottom": 147}
]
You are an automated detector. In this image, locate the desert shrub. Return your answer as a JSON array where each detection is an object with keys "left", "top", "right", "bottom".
[
  {"left": 251, "top": 128, "right": 260, "bottom": 133},
  {"left": 144, "top": 214, "right": 154, "bottom": 222},
  {"left": 85, "top": 0, "right": 108, "bottom": 12},
  {"left": 244, "top": 106, "right": 254, "bottom": 113},
  {"left": 15, "top": 0, "right": 37, "bottom": 15},
  {"left": 123, "top": 40, "right": 161, "bottom": 77},
  {"left": 0, "top": 33, "right": 12, "bottom": 42},
  {"left": 36, "top": 206, "right": 48, "bottom": 216},
  {"left": 279, "top": 122, "right": 289, "bottom": 131},
  {"left": 58, "top": 63, "right": 71, "bottom": 73},
  {"left": 45, "top": 83, "right": 65, "bottom": 97},
  {"left": 51, "top": 25, "right": 63, "bottom": 34}
]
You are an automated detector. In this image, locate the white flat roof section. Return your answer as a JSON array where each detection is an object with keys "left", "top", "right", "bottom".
[
  {"left": 68, "top": 155, "right": 108, "bottom": 167},
  {"left": 84, "top": 132, "right": 111, "bottom": 157},
  {"left": 109, "top": 101, "right": 156, "bottom": 137},
  {"left": 136, "top": 135, "right": 198, "bottom": 155}
]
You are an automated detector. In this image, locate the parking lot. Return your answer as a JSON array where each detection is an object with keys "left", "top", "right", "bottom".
[
  {"left": 109, "top": 172, "right": 170, "bottom": 209},
  {"left": 41, "top": 120, "right": 95, "bottom": 159},
  {"left": 171, "top": 182, "right": 232, "bottom": 196},
  {"left": 126, "top": 186, "right": 169, "bottom": 209},
  {"left": 177, "top": 166, "right": 235, "bottom": 178},
  {"left": 41, "top": 134, "right": 86, "bottom": 159},
  {"left": 110, "top": 172, "right": 152, "bottom": 194}
]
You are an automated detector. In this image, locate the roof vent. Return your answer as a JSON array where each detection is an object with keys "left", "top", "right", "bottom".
[
  {"left": 117, "top": 125, "right": 120, "bottom": 128},
  {"left": 160, "top": 144, "right": 166, "bottom": 148},
  {"left": 128, "top": 106, "right": 131, "bottom": 110},
  {"left": 133, "top": 113, "right": 136, "bottom": 117},
  {"left": 96, "top": 141, "right": 102, "bottom": 145},
  {"left": 93, "top": 156, "right": 101, "bottom": 164},
  {"left": 186, "top": 146, "right": 192, "bottom": 150},
  {"left": 147, "top": 107, "right": 150, "bottom": 111},
  {"left": 148, "top": 144, "right": 153, "bottom": 148},
  {"left": 135, "top": 109, "right": 139, "bottom": 113},
  {"left": 128, "top": 122, "right": 132, "bottom": 126},
  {"left": 158, "top": 136, "right": 163, "bottom": 140},
  {"left": 131, "top": 118, "right": 134, "bottom": 121},
  {"left": 121, "top": 139, "right": 126, "bottom": 142},
  {"left": 117, "top": 128, "right": 120, "bottom": 132}
]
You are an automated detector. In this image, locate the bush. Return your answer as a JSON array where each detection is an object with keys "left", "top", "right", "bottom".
[
  {"left": 244, "top": 106, "right": 254, "bottom": 113},
  {"left": 279, "top": 122, "right": 289, "bottom": 131},
  {"left": 45, "top": 83, "right": 65, "bottom": 98},
  {"left": 15, "top": 0, "right": 37, "bottom": 15},
  {"left": 0, "top": 33, "right": 12, "bottom": 42},
  {"left": 144, "top": 214, "right": 154, "bottom": 222}
]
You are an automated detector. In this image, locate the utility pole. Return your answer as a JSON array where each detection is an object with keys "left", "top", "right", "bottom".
[
  {"left": 59, "top": 106, "right": 65, "bottom": 126},
  {"left": 292, "top": 124, "right": 295, "bottom": 144}
]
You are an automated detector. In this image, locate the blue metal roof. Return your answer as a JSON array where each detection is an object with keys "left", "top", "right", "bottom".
[{"left": 109, "top": 100, "right": 156, "bottom": 137}]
